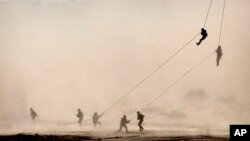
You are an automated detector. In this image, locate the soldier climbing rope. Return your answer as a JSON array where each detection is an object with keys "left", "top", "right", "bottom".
[{"left": 216, "top": 0, "right": 226, "bottom": 66}]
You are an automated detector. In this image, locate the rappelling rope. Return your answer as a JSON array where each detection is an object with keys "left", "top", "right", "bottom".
[
  {"left": 102, "top": 0, "right": 214, "bottom": 116},
  {"left": 218, "top": 0, "right": 226, "bottom": 46},
  {"left": 102, "top": 33, "right": 200, "bottom": 115},
  {"left": 129, "top": 51, "right": 216, "bottom": 120},
  {"left": 203, "top": 0, "right": 213, "bottom": 28}
]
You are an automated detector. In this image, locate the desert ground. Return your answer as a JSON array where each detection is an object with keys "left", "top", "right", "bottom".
[{"left": 0, "top": 130, "right": 228, "bottom": 141}]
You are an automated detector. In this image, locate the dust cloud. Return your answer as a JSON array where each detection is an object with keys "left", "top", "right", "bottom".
[{"left": 0, "top": 0, "right": 250, "bottom": 135}]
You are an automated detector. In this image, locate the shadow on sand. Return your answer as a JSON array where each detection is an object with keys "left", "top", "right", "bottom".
[{"left": 0, "top": 132, "right": 229, "bottom": 141}]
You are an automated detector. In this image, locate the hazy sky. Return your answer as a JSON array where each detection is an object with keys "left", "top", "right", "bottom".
[{"left": 0, "top": 0, "right": 250, "bottom": 134}]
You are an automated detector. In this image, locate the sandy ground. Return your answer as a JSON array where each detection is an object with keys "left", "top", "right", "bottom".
[{"left": 0, "top": 130, "right": 229, "bottom": 141}]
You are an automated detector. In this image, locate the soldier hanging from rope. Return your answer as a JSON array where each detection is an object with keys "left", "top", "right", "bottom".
[
  {"left": 215, "top": 46, "right": 223, "bottom": 66},
  {"left": 76, "top": 108, "right": 84, "bottom": 125},
  {"left": 30, "top": 107, "right": 38, "bottom": 120},
  {"left": 196, "top": 28, "right": 208, "bottom": 46}
]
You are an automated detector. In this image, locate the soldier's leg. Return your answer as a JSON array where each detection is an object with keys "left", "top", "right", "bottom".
[
  {"left": 141, "top": 120, "right": 144, "bottom": 130},
  {"left": 98, "top": 121, "right": 102, "bottom": 126},
  {"left": 196, "top": 39, "right": 201, "bottom": 45},
  {"left": 118, "top": 124, "right": 122, "bottom": 132},
  {"left": 80, "top": 118, "right": 83, "bottom": 125},
  {"left": 197, "top": 36, "right": 206, "bottom": 45},
  {"left": 139, "top": 120, "right": 143, "bottom": 131},
  {"left": 217, "top": 55, "right": 222, "bottom": 66},
  {"left": 138, "top": 120, "right": 141, "bottom": 130},
  {"left": 200, "top": 36, "right": 205, "bottom": 43},
  {"left": 124, "top": 125, "right": 128, "bottom": 133}
]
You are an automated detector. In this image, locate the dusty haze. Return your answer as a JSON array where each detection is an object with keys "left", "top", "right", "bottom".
[{"left": 0, "top": 0, "right": 250, "bottom": 135}]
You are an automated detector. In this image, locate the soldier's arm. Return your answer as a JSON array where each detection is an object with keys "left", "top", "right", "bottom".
[{"left": 100, "top": 113, "right": 104, "bottom": 117}]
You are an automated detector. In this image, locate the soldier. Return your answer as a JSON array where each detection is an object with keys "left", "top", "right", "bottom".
[
  {"left": 118, "top": 115, "right": 130, "bottom": 133},
  {"left": 196, "top": 28, "right": 208, "bottom": 46},
  {"left": 93, "top": 112, "right": 103, "bottom": 128},
  {"left": 30, "top": 108, "right": 38, "bottom": 120},
  {"left": 216, "top": 46, "right": 223, "bottom": 66},
  {"left": 76, "top": 108, "right": 84, "bottom": 125},
  {"left": 137, "top": 111, "right": 144, "bottom": 131}
]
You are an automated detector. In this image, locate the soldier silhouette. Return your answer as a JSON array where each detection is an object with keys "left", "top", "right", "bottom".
[
  {"left": 196, "top": 28, "right": 208, "bottom": 46},
  {"left": 137, "top": 111, "right": 145, "bottom": 131},
  {"left": 76, "top": 108, "right": 83, "bottom": 125},
  {"left": 93, "top": 112, "right": 103, "bottom": 127},
  {"left": 118, "top": 115, "right": 130, "bottom": 133},
  {"left": 30, "top": 108, "right": 38, "bottom": 120},
  {"left": 216, "top": 46, "right": 223, "bottom": 66}
]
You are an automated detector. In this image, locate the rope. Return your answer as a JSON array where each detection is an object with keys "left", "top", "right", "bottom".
[
  {"left": 102, "top": 0, "right": 214, "bottom": 115},
  {"left": 102, "top": 33, "right": 200, "bottom": 115},
  {"left": 140, "top": 52, "right": 216, "bottom": 112},
  {"left": 203, "top": 0, "right": 213, "bottom": 28},
  {"left": 218, "top": 0, "right": 226, "bottom": 46}
]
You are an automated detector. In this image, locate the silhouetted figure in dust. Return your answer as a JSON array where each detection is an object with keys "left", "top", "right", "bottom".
[
  {"left": 118, "top": 115, "right": 130, "bottom": 133},
  {"left": 76, "top": 108, "right": 84, "bottom": 125},
  {"left": 30, "top": 108, "right": 38, "bottom": 120},
  {"left": 93, "top": 112, "right": 103, "bottom": 128},
  {"left": 137, "top": 111, "right": 144, "bottom": 131},
  {"left": 215, "top": 46, "right": 223, "bottom": 66},
  {"left": 196, "top": 28, "right": 208, "bottom": 46}
]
